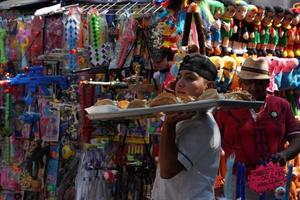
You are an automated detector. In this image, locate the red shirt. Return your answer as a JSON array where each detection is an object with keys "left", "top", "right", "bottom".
[{"left": 214, "top": 95, "right": 300, "bottom": 171}]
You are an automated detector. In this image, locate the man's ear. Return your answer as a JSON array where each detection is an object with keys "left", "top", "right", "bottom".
[{"left": 207, "top": 81, "right": 216, "bottom": 89}]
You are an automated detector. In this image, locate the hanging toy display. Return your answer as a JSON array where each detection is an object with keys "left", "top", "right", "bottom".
[
  {"left": 2, "top": 91, "right": 12, "bottom": 165},
  {"left": 16, "top": 17, "right": 31, "bottom": 68},
  {"left": 158, "top": 10, "right": 179, "bottom": 49},
  {"left": 244, "top": 4, "right": 258, "bottom": 56},
  {"left": 279, "top": 9, "right": 294, "bottom": 58},
  {"left": 88, "top": 8, "right": 111, "bottom": 69},
  {"left": 44, "top": 16, "right": 64, "bottom": 54},
  {"left": 258, "top": 7, "right": 274, "bottom": 56},
  {"left": 64, "top": 7, "right": 81, "bottom": 72},
  {"left": 6, "top": 18, "right": 18, "bottom": 63},
  {"left": 293, "top": 4, "right": 300, "bottom": 57},
  {"left": 30, "top": 16, "right": 44, "bottom": 65},
  {"left": 268, "top": 7, "right": 285, "bottom": 57},
  {"left": 208, "top": 0, "right": 224, "bottom": 56},
  {"left": 252, "top": 5, "right": 265, "bottom": 56},
  {"left": 285, "top": 8, "right": 300, "bottom": 58},
  {"left": 109, "top": 12, "right": 137, "bottom": 69},
  {"left": 182, "top": 0, "right": 214, "bottom": 55},
  {"left": 230, "top": 0, "right": 248, "bottom": 55},
  {"left": 221, "top": 0, "right": 236, "bottom": 55},
  {"left": 0, "top": 18, "right": 7, "bottom": 66}
]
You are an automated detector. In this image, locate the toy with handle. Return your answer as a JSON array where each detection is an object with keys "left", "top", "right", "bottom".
[
  {"left": 64, "top": 8, "right": 80, "bottom": 71},
  {"left": 3, "top": 93, "right": 12, "bottom": 165},
  {"left": 0, "top": 28, "right": 6, "bottom": 65}
]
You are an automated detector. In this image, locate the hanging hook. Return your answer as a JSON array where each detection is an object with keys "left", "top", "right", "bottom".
[
  {"left": 153, "top": 5, "right": 163, "bottom": 14},
  {"left": 115, "top": 2, "right": 131, "bottom": 15},
  {"left": 94, "top": 3, "right": 104, "bottom": 10},
  {"left": 97, "top": 3, "right": 110, "bottom": 12},
  {"left": 82, "top": 4, "right": 94, "bottom": 12},
  {"left": 145, "top": 5, "right": 156, "bottom": 14},
  {"left": 133, "top": 3, "right": 151, "bottom": 15},
  {"left": 100, "top": 3, "right": 117, "bottom": 14},
  {"left": 126, "top": 2, "right": 138, "bottom": 14}
]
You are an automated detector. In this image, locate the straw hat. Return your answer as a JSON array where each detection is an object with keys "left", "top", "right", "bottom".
[{"left": 238, "top": 57, "right": 270, "bottom": 80}]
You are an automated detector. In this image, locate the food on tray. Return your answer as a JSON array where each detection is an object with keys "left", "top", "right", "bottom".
[
  {"left": 177, "top": 95, "right": 195, "bottom": 103},
  {"left": 94, "top": 99, "right": 115, "bottom": 106},
  {"left": 224, "top": 89, "right": 254, "bottom": 101},
  {"left": 118, "top": 100, "right": 130, "bottom": 109},
  {"left": 198, "top": 89, "right": 220, "bottom": 100},
  {"left": 127, "top": 99, "right": 147, "bottom": 108},
  {"left": 148, "top": 92, "right": 178, "bottom": 107}
]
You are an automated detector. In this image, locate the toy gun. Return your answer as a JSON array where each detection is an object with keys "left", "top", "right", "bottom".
[{"left": 0, "top": 66, "right": 68, "bottom": 104}]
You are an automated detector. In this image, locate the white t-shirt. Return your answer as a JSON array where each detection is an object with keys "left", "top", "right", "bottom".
[{"left": 151, "top": 112, "right": 221, "bottom": 200}]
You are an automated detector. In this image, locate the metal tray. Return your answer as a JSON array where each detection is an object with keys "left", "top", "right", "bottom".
[{"left": 85, "top": 99, "right": 264, "bottom": 120}]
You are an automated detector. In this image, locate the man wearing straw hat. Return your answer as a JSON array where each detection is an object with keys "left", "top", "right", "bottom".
[{"left": 214, "top": 57, "right": 300, "bottom": 199}]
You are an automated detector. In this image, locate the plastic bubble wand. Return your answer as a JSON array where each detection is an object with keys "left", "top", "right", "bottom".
[
  {"left": 0, "top": 28, "right": 6, "bottom": 64},
  {"left": 3, "top": 92, "right": 12, "bottom": 165}
]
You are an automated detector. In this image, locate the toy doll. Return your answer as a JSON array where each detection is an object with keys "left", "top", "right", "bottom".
[
  {"left": 164, "top": 0, "right": 214, "bottom": 55},
  {"left": 268, "top": 6, "right": 285, "bottom": 56},
  {"left": 209, "top": 0, "right": 225, "bottom": 56},
  {"left": 285, "top": 8, "right": 300, "bottom": 58},
  {"left": 220, "top": 0, "right": 236, "bottom": 55},
  {"left": 293, "top": 4, "right": 300, "bottom": 57},
  {"left": 277, "top": 9, "right": 294, "bottom": 57},
  {"left": 243, "top": 4, "right": 258, "bottom": 55},
  {"left": 230, "top": 0, "right": 248, "bottom": 55},
  {"left": 258, "top": 7, "right": 274, "bottom": 56},
  {"left": 252, "top": 5, "right": 265, "bottom": 55}
]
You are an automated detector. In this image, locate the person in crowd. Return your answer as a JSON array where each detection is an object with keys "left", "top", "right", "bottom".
[
  {"left": 214, "top": 57, "right": 300, "bottom": 199},
  {"left": 151, "top": 53, "right": 221, "bottom": 200}
]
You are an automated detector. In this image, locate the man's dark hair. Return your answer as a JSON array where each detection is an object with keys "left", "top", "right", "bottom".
[
  {"left": 265, "top": 7, "right": 275, "bottom": 14},
  {"left": 222, "top": 0, "right": 235, "bottom": 7},
  {"left": 273, "top": 6, "right": 284, "bottom": 14},
  {"left": 285, "top": 9, "right": 295, "bottom": 17},
  {"left": 179, "top": 53, "right": 217, "bottom": 81}
]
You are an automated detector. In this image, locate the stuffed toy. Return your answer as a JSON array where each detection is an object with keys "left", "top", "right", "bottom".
[
  {"left": 208, "top": 1, "right": 224, "bottom": 55},
  {"left": 291, "top": 58, "right": 300, "bottom": 89},
  {"left": 219, "top": 55, "right": 236, "bottom": 92},
  {"left": 209, "top": 56, "right": 224, "bottom": 90},
  {"left": 278, "top": 9, "right": 294, "bottom": 58},
  {"left": 269, "top": 6, "right": 285, "bottom": 56},
  {"left": 220, "top": 0, "right": 236, "bottom": 55},
  {"left": 285, "top": 8, "right": 300, "bottom": 58},
  {"left": 168, "top": 0, "right": 214, "bottom": 55},
  {"left": 243, "top": 4, "right": 258, "bottom": 55},
  {"left": 293, "top": 4, "right": 300, "bottom": 57},
  {"left": 279, "top": 58, "right": 299, "bottom": 90},
  {"left": 273, "top": 58, "right": 284, "bottom": 90},
  {"left": 258, "top": 7, "right": 274, "bottom": 56},
  {"left": 230, "top": 0, "right": 249, "bottom": 55},
  {"left": 208, "top": 0, "right": 225, "bottom": 56},
  {"left": 252, "top": 5, "right": 265, "bottom": 55},
  {"left": 229, "top": 55, "right": 245, "bottom": 90},
  {"left": 258, "top": 57, "right": 277, "bottom": 92}
]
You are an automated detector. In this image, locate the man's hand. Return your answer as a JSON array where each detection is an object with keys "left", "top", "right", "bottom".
[
  {"left": 272, "top": 152, "right": 287, "bottom": 166},
  {"left": 164, "top": 112, "right": 195, "bottom": 127}
]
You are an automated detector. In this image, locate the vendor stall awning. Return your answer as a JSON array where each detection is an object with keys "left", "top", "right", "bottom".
[{"left": 0, "top": 0, "right": 48, "bottom": 10}]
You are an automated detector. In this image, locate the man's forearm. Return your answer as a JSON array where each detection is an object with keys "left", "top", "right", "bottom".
[
  {"left": 159, "top": 123, "right": 183, "bottom": 179},
  {"left": 282, "top": 135, "right": 300, "bottom": 161}
]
